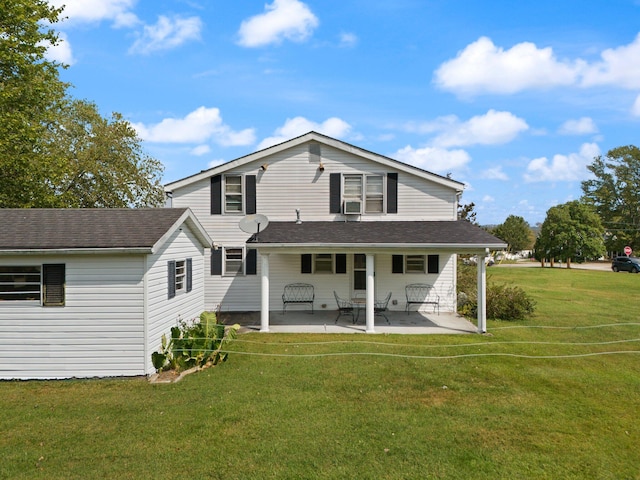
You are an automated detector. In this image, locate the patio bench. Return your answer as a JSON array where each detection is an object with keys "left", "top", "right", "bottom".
[
  {"left": 282, "top": 283, "right": 314, "bottom": 314},
  {"left": 405, "top": 283, "right": 440, "bottom": 315}
]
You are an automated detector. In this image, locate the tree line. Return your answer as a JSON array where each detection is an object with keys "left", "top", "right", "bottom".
[
  {"left": 1, "top": 0, "right": 165, "bottom": 208},
  {"left": 460, "top": 146, "right": 640, "bottom": 267}
]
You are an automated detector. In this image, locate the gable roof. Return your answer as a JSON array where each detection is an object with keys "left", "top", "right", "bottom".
[
  {"left": 0, "top": 208, "right": 212, "bottom": 255},
  {"left": 165, "top": 131, "right": 464, "bottom": 192},
  {"left": 248, "top": 221, "right": 506, "bottom": 251}
]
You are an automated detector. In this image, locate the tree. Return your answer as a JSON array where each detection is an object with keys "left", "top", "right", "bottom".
[
  {"left": 492, "top": 215, "right": 533, "bottom": 253},
  {"left": 0, "top": 1, "right": 165, "bottom": 208},
  {"left": 0, "top": 0, "right": 68, "bottom": 207},
  {"left": 458, "top": 202, "right": 478, "bottom": 224},
  {"left": 581, "top": 145, "right": 640, "bottom": 253},
  {"left": 534, "top": 201, "right": 605, "bottom": 268},
  {"left": 45, "top": 99, "right": 165, "bottom": 208}
]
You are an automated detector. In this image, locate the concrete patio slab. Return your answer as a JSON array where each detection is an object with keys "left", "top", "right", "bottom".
[{"left": 218, "top": 310, "right": 478, "bottom": 335}]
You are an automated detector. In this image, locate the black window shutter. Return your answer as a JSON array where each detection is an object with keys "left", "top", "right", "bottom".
[
  {"left": 428, "top": 254, "right": 439, "bottom": 274},
  {"left": 211, "top": 175, "right": 222, "bottom": 215},
  {"left": 329, "top": 173, "right": 341, "bottom": 213},
  {"left": 387, "top": 172, "right": 398, "bottom": 214},
  {"left": 211, "top": 249, "right": 222, "bottom": 276},
  {"left": 335, "top": 254, "right": 347, "bottom": 274},
  {"left": 246, "top": 249, "right": 257, "bottom": 275},
  {"left": 43, "top": 264, "right": 65, "bottom": 306},
  {"left": 301, "top": 254, "right": 312, "bottom": 274},
  {"left": 392, "top": 255, "right": 404, "bottom": 274},
  {"left": 168, "top": 260, "right": 176, "bottom": 299},
  {"left": 246, "top": 175, "right": 257, "bottom": 214},
  {"left": 186, "top": 258, "right": 193, "bottom": 292}
]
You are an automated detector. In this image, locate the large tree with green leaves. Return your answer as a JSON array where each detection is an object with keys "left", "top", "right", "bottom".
[
  {"left": 0, "top": 0, "right": 164, "bottom": 208},
  {"left": 581, "top": 145, "right": 640, "bottom": 253},
  {"left": 0, "top": 0, "right": 68, "bottom": 207},
  {"left": 45, "top": 99, "right": 165, "bottom": 208},
  {"left": 492, "top": 215, "right": 533, "bottom": 253},
  {"left": 534, "top": 201, "right": 605, "bottom": 268}
]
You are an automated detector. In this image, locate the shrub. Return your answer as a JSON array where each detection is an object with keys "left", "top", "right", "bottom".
[
  {"left": 456, "top": 259, "right": 536, "bottom": 321},
  {"left": 151, "top": 311, "right": 240, "bottom": 372}
]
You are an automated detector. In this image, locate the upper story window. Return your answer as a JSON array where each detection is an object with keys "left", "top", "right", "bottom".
[
  {"left": 330, "top": 172, "right": 397, "bottom": 215},
  {"left": 224, "top": 175, "right": 243, "bottom": 213},
  {"left": 342, "top": 174, "right": 384, "bottom": 214}
]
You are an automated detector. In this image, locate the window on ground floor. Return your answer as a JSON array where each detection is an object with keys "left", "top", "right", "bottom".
[{"left": 0, "top": 264, "right": 66, "bottom": 306}]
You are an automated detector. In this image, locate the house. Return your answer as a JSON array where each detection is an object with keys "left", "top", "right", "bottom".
[
  {"left": 165, "top": 132, "right": 506, "bottom": 333},
  {"left": 0, "top": 208, "right": 212, "bottom": 380}
]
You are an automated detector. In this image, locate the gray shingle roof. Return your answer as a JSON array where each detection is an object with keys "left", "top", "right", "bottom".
[
  {"left": 0, "top": 208, "right": 191, "bottom": 251},
  {"left": 248, "top": 221, "right": 506, "bottom": 248}
]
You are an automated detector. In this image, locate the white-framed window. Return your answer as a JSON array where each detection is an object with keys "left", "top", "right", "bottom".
[
  {"left": 224, "top": 247, "right": 244, "bottom": 276},
  {"left": 365, "top": 175, "right": 384, "bottom": 213},
  {"left": 0, "top": 264, "right": 65, "bottom": 306},
  {"left": 342, "top": 174, "right": 384, "bottom": 214},
  {"left": 224, "top": 175, "right": 243, "bottom": 213},
  {"left": 406, "top": 255, "right": 426, "bottom": 273},
  {"left": 314, "top": 253, "right": 333, "bottom": 273},
  {"left": 0, "top": 266, "right": 41, "bottom": 302},
  {"left": 175, "top": 260, "right": 186, "bottom": 291}
]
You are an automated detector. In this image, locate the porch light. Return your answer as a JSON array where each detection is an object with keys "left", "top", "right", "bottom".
[
  {"left": 318, "top": 162, "right": 324, "bottom": 172},
  {"left": 260, "top": 163, "right": 268, "bottom": 171}
]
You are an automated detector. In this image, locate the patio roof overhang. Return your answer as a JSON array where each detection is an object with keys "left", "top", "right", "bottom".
[{"left": 247, "top": 220, "right": 507, "bottom": 253}]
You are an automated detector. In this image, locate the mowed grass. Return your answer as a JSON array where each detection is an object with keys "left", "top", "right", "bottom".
[{"left": 2, "top": 267, "right": 639, "bottom": 479}]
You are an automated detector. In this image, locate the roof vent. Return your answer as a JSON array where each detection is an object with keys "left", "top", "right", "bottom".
[{"left": 295, "top": 209, "right": 302, "bottom": 224}]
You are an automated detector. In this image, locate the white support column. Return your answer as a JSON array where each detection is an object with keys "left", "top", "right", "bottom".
[
  {"left": 365, "top": 254, "right": 375, "bottom": 333},
  {"left": 477, "top": 251, "right": 487, "bottom": 334},
  {"left": 260, "top": 252, "right": 270, "bottom": 332}
]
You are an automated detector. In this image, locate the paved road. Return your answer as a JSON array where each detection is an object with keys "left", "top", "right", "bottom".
[{"left": 496, "top": 261, "right": 612, "bottom": 271}]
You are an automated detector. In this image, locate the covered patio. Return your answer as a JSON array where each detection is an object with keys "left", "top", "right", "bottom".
[
  {"left": 220, "top": 309, "right": 477, "bottom": 334},
  {"left": 248, "top": 220, "right": 507, "bottom": 334}
]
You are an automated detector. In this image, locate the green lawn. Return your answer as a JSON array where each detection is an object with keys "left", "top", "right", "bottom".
[{"left": 2, "top": 267, "right": 639, "bottom": 479}]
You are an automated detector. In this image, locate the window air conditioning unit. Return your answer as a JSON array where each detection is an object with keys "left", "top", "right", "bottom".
[{"left": 343, "top": 200, "right": 362, "bottom": 214}]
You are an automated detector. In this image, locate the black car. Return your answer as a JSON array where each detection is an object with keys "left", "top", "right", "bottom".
[{"left": 611, "top": 256, "right": 640, "bottom": 273}]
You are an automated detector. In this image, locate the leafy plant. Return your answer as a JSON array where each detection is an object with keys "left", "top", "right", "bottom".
[
  {"left": 152, "top": 311, "right": 240, "bottom": 372},
  {"left": 457, "top": 259, "right": 536, "bottom": 321}
]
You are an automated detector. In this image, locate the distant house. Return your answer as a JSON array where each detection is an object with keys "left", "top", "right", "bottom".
[
  {"left": 0, "top": 208, "right": 212, "bottom": 380},
  {"left": 165, "top": 132, "right": 505, "bottom": 333}
]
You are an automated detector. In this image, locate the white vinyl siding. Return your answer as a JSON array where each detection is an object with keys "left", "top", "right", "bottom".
[
  {"left": 145, "top": 224, "right": 206, "bottom": 375},
  {"left": 0, "top": 255, "right": 146, "bottom": 380},
  {"left": 170, "top": 141, "right": 460, "bottom": 311},
  {"left": 0, "top": 221, "right": 208, "bottom": 380}
]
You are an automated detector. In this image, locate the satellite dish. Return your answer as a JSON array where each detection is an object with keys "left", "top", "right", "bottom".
[{"left": 239, "top": 214, "right": 269, "bottom": 235}]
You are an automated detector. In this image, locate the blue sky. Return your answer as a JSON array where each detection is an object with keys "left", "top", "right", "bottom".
[{"left": 46, "top": 0, "right": 640, "bottom": 225}]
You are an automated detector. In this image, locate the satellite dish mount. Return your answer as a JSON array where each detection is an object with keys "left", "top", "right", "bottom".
[{"left": 239, "top": 214, "right": 270, "bottom": 241}]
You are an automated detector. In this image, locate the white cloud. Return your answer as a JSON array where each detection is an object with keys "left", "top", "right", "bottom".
[
  {"left": 481, "top": 167, "right": 509, "bottom": 181},
  {"left": 50, "top": 0, "right": 139, "bottom": 28},
  {"left": 482, "top": 195, "right": 495, "bottom": 203},
  {"left": 523, "top": 143, "right": 600, "bottom": 183},
  {"left": 434, "top": 34, "right": 640, "bottom": 102},
  {"left": 237, "top": 0, "right": 319, "bottom": 47},
  {"left": 129, "top": 15, "right": 202, "bottom": 54},
  {"left": 339, "top": 32, "right": 358, "bottom": 48},
  {"left": 258, "top": 117, "right": 351, "bottom": 150},
  {"left": 393, "top": 146, "right": 471, "bottom": 174},
  {"left": 434, "top": 36, "right": 581, "bottom": 95},
  {"left": 43, "top": 32, "right": 75, "bottom": 65},
  {"left": 558, "top": 117, "right": 598, "bottom": 135},
  {"left": 133, "top": 106, "right": 256, "bottom": 146},
  {"left": 632, "top": 94, "right": 640, "bottom": 116},
  {"left": 581, "top": 33, "right": 640, "bottom": 89},
  {"left": 191, "top": 145, "right": 211, "bottom": 156},
  {"left": 429, "top": 110, "right": 529, "bottom": 148}
]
